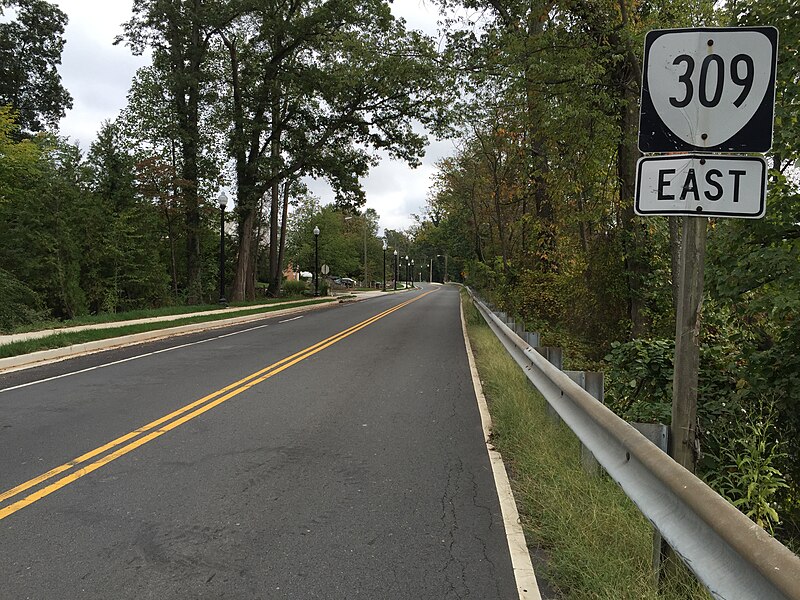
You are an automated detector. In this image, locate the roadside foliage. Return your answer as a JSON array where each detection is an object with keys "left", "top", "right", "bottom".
[
  {"left": 423, "top": 0, "right": 800, "bottom": 550},
  {"left": 0, "top": 0, "right": 798, "bottom": 556}
]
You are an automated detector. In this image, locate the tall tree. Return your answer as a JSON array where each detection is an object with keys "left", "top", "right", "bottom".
[
  {"left": 214, "top": 0, "right": 445, "bottom": 300},
  {"left": 0, "top": 0, "right": 72, "bottom": 133},
  {"left": 83, "top": 121, "right": 170, "bottom": 312},
  {"left": 118, "top": 0, "right": 230, "bottom": 303}
]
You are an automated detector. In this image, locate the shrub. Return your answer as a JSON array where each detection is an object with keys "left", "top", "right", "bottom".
[
  {"left": 0, "top": 268, "right": 47, "bottom": 332},
  {"left": 282, "top": 280, "right": 308, "bottom": 297},
  {"left": 703, "top": 398, "right": 789, "bottom": 534},
  {"left": 604, "top": 338, "right": 675, "bottom": 424},
  {"left": 603, "top": 338, "right": 740, "bottom": 432}
]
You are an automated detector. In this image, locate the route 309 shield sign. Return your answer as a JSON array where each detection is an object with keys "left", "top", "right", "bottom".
[{"left": 639, "top": 27, "right": 778, "bottom": 153}]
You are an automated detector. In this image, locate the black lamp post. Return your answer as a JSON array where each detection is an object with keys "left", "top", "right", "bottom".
[
  {"left": 313, "top": 225, "right": 320, "bottom": 296},
  {"left": 217, "top": 190, "right": 228, "bottom": 305},
  {"left": 382, "top": 240, "right": 387, "bottom": 292},
  {"left": 404, "top": 255, "right": 409, "bottom": 288},
  {"left": 393, "top": 249, "right": 398, "bottom": 291},
  {"left": 410, "top": 259, "right": 414, "bottom": 288}
]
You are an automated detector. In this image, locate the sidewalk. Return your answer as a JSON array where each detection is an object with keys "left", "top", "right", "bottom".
[
  {"left": 0, "top": 290, "right": 395, "bottom": 374},
  {"left": 0, "top": 297, "right": 332, "bottom": 346}
]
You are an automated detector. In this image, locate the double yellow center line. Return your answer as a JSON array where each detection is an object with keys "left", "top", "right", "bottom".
[{"left": 0, "top": 290, "right": 434, "bottom": 521}]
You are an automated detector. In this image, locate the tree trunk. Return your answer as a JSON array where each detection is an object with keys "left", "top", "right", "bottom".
[
  {"left": 275, "top": 180, "right": 291, "bottom": 297},
  {"left": 231, "top": 203, "right": 255, "bottom": 301},
  {"left": 245, "top": 195, "right": 261, "bottom": 300},
  {"left": 616, "top": 39, "right": 648, "bottom": 337},
  {"left": 267, "top": 85, "right": 283, "bottom": 298},
  {"left": 524, "top": 6, "right": 556, "bottom": 272},
  {"left": 267, "top": 176, "right": 280, "bottom": 296},
  {"left": 170, "top": 0, "right": 205, "bottom": 304},
  {"left": 224, "top": 31, "right": 261, "bottom": 302}
]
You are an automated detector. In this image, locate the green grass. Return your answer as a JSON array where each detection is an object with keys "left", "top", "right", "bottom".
[
  {"left": 462, "top": 294, "right": 709, "bottom": 600},
  {"left": 3, "top": 296, "right": 310, "bottom": 335},
  {"left": 0, "top": 299, "right": 334, "bottom": 359}
]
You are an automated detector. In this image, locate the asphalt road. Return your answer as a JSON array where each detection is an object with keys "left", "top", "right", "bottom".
[{"left": 0, "top": 284, "right": 520, "bottom": 599}]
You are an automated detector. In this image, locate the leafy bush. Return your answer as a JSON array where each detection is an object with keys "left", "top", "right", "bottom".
[
  {"left": 703, "top": 398, "right": 789, "bottom": 534},
  {"left": 513, "top": 268, "right": 568, "bottom": 324},
  {"left": 0, "top": 268, "right": 47, "bottom": 332},
  {"left": 604, "top": 339, "right": 674, "bottom": 424},
  {"left": 281, "top": 280, "right": 308, "bottom": 297},
  {"left": 603, "top": 338, "right": 740, "bottom": 431},
  {"left": 463, "top": 258, "right": 499, "bottom": 291}
]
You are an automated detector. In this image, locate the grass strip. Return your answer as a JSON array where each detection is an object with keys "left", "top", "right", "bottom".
[
  {"left": 462, "top": 293, "right": 709, "bottom": 600},
  {"left": 0, "top": 299, "right": 334, "bottom": 359},
  {"left": 4, "top": 297, "right": 314, "bottom": 335}
]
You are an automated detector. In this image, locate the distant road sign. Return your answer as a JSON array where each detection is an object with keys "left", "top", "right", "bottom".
[
  {"left": 639, "top": 27, "right": 778, "bottom": 153},
  {"left": 321, "top": 264, "right": 330, "bottom": 275},
  {"left": 635, "top": 154, "right": 766, "bottom": 218}
]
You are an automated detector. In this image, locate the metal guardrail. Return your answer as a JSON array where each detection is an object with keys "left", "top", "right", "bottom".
[{"left": 468, "top": 290, "right": 800, "bottom": 600}]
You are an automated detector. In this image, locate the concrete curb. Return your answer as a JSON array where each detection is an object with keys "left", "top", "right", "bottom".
[{"left": 0, "top": 300, "right": 337, "bottom": 375}]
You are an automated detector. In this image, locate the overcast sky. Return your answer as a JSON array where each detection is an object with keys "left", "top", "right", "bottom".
[{"left": 51, "top": 0, "right": 455, "bottom": 233}]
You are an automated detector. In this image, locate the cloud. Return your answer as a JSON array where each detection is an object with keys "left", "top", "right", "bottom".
[
  {"left": 53, "top": 0, "right": 148, "bottom": 148},
  {"left": 50, "top": 0, "right": 453, "bottom": 234}
]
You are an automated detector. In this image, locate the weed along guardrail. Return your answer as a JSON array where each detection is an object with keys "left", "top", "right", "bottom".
[{"left": 467, "top": 288, "right": 800, "bottom": 600}]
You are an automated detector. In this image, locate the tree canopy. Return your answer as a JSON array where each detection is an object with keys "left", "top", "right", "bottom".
[{"left": 0, "top": 0, "right": 72, "bottom": 133}]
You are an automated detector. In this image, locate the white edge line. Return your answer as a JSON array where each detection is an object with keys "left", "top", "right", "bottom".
[
  {"left": 0, "top": 302, "right": 334, "bottom": 377},
  {"left": 278, "top": 316, "right": 304, "bottom": 323},
  {"left": 0, "top": 323, "right": 272, "bottom": 394},
  {"left": 460, "top": 299, "right": 542, "bottom": 600}
]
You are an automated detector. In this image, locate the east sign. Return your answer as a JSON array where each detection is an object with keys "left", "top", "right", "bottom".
[
  {"left": 639, "top": 27, "right": 778, "bottom": 153},
  {"left": 635, "top": 154, "right": 767, "bottom": 218}
]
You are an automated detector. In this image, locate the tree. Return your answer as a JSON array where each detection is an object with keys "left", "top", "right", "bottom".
[
  {"left": 0, "top": 107, "right": 47, "bottom": 329},
  {"left": 82, "top": 121, "right": 170, "bottom": 312},
  {"left": 212, "top": 0, "right": 446, "bottom": 300},
  {"left": 0, "top": 0, "right": 72, "bottom": 133},
  {"left": 118, "top": 0, "right": 231, "bottom": 303},
  {"left": 0, "top": 134, "right": 87, "bottom": 318},
  {"left": 286, "top": 197, "right": 362, "bottom": 281},
  {"left": 701, "top": 0, "right": 800, "bottom": 536}
]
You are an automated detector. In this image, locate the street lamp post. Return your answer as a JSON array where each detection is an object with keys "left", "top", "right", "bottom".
[
  {"left": 217, "top": 190, "right": 228, "bottom": 304},
  {"left": 313, "top": 226, "right": 320, "bottom": 296},
  {"left": 405, "top": 255, "right": 409, "bottom": 288},
  {"left": 410, "top": 259, "right": 414, "bottom": 288},
  {"left": 393, "top": 249, "right": 398, "bottom": 291},
  {"left": 382, "top": 240, "right": 387, "bottom": 292}
]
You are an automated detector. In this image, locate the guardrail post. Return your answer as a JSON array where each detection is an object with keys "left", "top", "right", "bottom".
[
  {"left": 631, "top": 423, "right": 671, "bottom": 584},
  {"left": 536, "top": 346, "right": 562, "bottom": 370},
  {"left": 565, "top": 371, "right": 605, "bottom": 476},
  {"left": 524, "top": 331, "right": 540, "bottom": 348},
  {"left": 537, "top": 347, "right": 563, "bottom": 422}
]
